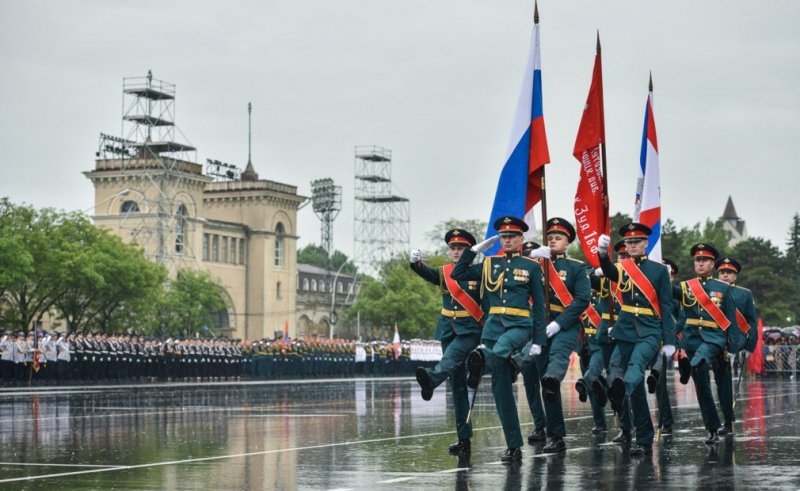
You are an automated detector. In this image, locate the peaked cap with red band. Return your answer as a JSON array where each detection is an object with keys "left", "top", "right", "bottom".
[
  {"left": 444, "top": 228, "right": 476, "bottom": 247},
  {"left": 715, "top": 256, "right": 741, "bottom": 273},
  {"left": 493, "top": 216, "right": 528, "bottom": 235},
  {"left": 690, "top": 243, "right": 719, "bottom": 260},
  {"left": 619, "top": 222, "right": 652, "bottom": 240},
  {"left": 545, "top": 217, "right": 576, "bottom": 243}
]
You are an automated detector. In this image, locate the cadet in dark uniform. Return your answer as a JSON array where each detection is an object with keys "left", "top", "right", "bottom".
[
  {"left": 528, "top": 218, "right": 591, "bottom": 454},
  {"left": 714, "top": 256, "right": 758, "bottom": 437},
  {"left": 452, "top": 216, "right": 546, "bottom": 464},
  {"left": 644, "top": 258, "right": 680, "bottom": 435},
  {"left": 675, "top": 243, "right": 737, "bottom": 445},
  {"left": 597, "top": 223, "right": 676, "bottom": 456},
  {"left": 410, "top": 228, "right": 483, "bottom": 457}
]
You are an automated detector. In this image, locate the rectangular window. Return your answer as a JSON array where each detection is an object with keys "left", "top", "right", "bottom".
[
  {"left": 212, "top": 235, "right": 219, "bottom": 262},
  {"left": 203, "top": 234, "right": 210, "bottom": 261},
  {"left": 230, "top": 238, "right": 237, "bottom": 264},
  {"left": 239, "top": 239, "right": 246, "bottom": 265},
  {"left": 221, "top": 237, "right": 228, "bottom": 263}
]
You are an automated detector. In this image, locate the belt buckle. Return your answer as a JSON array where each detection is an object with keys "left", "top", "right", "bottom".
[{"left": 633, "top": 307, "right": 640, "bottom": 316}]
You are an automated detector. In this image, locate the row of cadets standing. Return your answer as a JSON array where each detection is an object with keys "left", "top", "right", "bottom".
[
  {"left": 452, "top": 216, "right": 546, "bottom": 464},
  {"left": 409, "top": 229, "right": 483, "bottom": 458}
]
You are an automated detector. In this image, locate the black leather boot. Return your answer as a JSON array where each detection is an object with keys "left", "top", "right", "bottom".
[
  {"left": 527, "top": 428, "right": 546, "bottom": 444},
  {"left": 501, "top": 447, "right": 522, "bottom": 464},
  {"left": 705, "top": 429, "right": 719, "bottom": 445},
  {"left": 575, "top": 378, "right": 589, "bottom": 402},
  {"left": 629, "top": 442, "right": 652, "bottom": 456},
  {"left": 592, "top": 377, "right": 608, "bottom": 407},
  {"left": 448, "top": 438, "right": 471, "bottom": 456},
  {"left": 415, "top": 367, "right": 434, "bottom": 401},
  {"left": 542, "top": 376, "right": 560, "bottom": 403},
  {"left": 612, "top": 429, "right": 632, "bottom": 444},
  {"left": 542, "top": 437, "right": 566, "bottom": 454},
  {"left": 646, "top": 369, "right": 659, "bottom": 394}
]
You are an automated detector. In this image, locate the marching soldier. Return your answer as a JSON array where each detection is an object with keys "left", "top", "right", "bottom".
[
  {"left": 410, "top": 228, "right": 483, "bottom": 457},
  {"left": 523, "top": 218, "right": 591, "bottom": 453},
  {"left": 644, "top": 258, "right": 681, "bottom": 435},
  {"left": 597, "top": 223, "right": 676, "bottom": 455},
  {"left": 714, "top": 256, "right": 758, "bottom": 437},
  {"left": 675, "top": 243, "right": 737, "bottom": 445},
  {"left": 451, "top": 216, "right": 546, "bottom": 464}
]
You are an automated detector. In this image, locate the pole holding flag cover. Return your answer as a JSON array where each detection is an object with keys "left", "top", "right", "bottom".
[
  {"left": 573, "top": 33, "right": 609, "bottom": 268},
  {"left": 392, "top": 322, "right": 401, "bottom": 361},
  {"left": 633, "top": 73, "right": 662, "bottom": 261},
  {"left": 484, "top": 2, "right": 551, "bottom": 255}
]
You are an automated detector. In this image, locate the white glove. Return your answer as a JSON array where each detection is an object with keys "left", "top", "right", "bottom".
[
  {"left": 529, "top": 246, "right": 551, "bottom": 260},
  {"left": 594, "top": 267, "right": 604, "bottom": 277},
  {"left": 471, "top": 235, "right": 500, "bottom": 253},
  {"left": 546, "top": 321, "right": 561, "bottom": 338},
  {"left": 660, "top": 344, "right": 676, "bottom": 358},
  {"left": 410, "top": 249, "right": 422, "bottom": 263},
  {"left": 529, "top": 344, "right": 542, "bottom": 356},
  {"left": 743, "top": 350, "right": 752, "bottom": 359},
  {"left": 598, "top": 234, "right": 611, "bottom": 254}
]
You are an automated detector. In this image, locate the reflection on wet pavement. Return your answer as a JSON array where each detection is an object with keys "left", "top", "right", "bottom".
[{"left": 0, "top": 371, "right": 798, "bottom": 489}]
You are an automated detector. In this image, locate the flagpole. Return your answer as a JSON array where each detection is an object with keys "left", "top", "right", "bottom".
[
  {"left": 535, "top": 1, "right": 551, "bottom": 322},
  {"left": 596, "top": 32, "right": 615, "bottom": 326}
]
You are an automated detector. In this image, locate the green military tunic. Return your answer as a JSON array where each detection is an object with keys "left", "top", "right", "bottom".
[
  {"left": 677, "top": 276, "right": 737, "bottom": 432},
  {"left": 452, "top": 248, "right": 546, "bottom": 449},
  {"left": 599, "top": 253, "right": 675, "bottom": 445},
  {"left": 410, "top": 261, "right": 482, "bottom": 441}
]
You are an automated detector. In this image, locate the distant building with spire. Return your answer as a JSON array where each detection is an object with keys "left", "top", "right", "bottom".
[{"left": 721, "top": 196, "right": 748, "bottom": 246}]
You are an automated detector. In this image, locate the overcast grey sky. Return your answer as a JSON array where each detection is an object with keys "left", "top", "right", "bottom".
[{"left": 1, "top": 0, "right": 798, "bottom": 259}]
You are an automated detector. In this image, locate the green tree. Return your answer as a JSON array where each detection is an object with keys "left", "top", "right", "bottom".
[
  {"left": 425, "top": 218, "right": 487, "bottom": 257},
  {"left": 151, "top": 269, "right": 228, "bottom": 336},
  {"left": 297, "top": 243, "right": 357, "bottom": 275},
  {"left": 0, "top": 199, "right": 34, "bottom": 299},
  {"left": 732, "top": 237, "right": 796, "bottom": 326},
  {"left": 347, "top": 254, "right": 440, "bottom": 339}
]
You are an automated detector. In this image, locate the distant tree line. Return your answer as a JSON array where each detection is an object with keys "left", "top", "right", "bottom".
[{"left": 0, "top": 198, "right": 227, "bottom": 336}]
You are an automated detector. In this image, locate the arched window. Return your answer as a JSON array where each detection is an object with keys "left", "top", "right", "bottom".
[
  {"left": 302, "top": 278, "right": 309, "bottom": 291},
  {"left": 175, "top": 204, "right": 188, "bottom": 255},
  {"left": 120, "top": 200, "right": 139, "bottom": 214},
  {"left": 337, "top": 281, "right": 344, "bottom": 293},
  {"left": 311, "top": 279, "right": 317, "bottom": 292},
  {"left": 276, "top": 281, "right": 282, "bottom": 299},
  {"left": 274, "top": 222, "right": 285, "bottom": 268}
]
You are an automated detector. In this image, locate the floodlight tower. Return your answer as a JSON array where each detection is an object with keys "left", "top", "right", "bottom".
[{"left": 311, "top": 178, "right": 343, "bottom": 268}]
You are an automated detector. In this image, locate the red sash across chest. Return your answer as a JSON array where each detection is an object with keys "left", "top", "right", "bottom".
[
  {"left": 686, "top": 278, "right": 731, "bottom": 331},
  {"left": 619, "top": 258, "right": 662, "bottom": 319},
  {"left": 442, "top": 264, "right": 484, "bottom": 324},
  {"left": 547, "top": 261, "right": 601, "bottom": 327}
]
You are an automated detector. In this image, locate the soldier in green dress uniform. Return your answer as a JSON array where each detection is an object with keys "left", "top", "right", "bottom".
[
  {"left": 527, "top": 217, "right": 591, "bottom": 454},
  {"left": 451, "top": 216, "right": 546, "bottom": 464},
  {"left": 410, "top": 228, "right": 483, "bottom": 457},
  {"left": 675, "top": 243, "right": 738, "bottom": 445},
  {"left": 597, "top": 223, "right": 676, "bottom": 456},
  {"left": 714, "top": 256, "right": 758, "bottom": 437}
]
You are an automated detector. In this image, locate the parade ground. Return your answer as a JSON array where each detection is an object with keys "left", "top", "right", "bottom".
[{"left": 0, "top": 368, "right": 798, "bottom": 490}]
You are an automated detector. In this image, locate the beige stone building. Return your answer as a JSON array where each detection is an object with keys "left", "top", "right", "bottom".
[{"left": 85, "top": 157, "right": 306, "bottom": 341}]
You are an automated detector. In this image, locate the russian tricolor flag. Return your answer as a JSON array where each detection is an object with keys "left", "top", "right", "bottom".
[
  {"left": 484, "top": 11, "right": 550, "bottom": 254},
  {"left": 633, "top": 75, "right": 662, "bottom": 261}
]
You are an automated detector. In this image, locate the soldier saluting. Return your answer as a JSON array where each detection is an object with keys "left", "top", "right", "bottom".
[
  {"left": 451, "top": 216, "right": 546, "bottom": 464},
  {"left": 410, "top": 228, "right": 483, "bottom": 458},
  {"left": 597, "top": 223, "right": 676, "bottom": 456}
]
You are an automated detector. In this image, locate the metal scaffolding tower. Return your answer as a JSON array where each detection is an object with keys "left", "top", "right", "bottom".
[
  {"left": 311, "top": 178, "right": 342, "bottom": 268},
  {"left": 97, "top": 70, "right": 199, "bottom": 275},
  {"left": 353, "top": 145, "right": 410, "bottom": 272}
]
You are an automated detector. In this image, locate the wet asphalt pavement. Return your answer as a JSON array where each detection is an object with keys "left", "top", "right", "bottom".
[{"left": 0, "top": 369, "right": 798, "bottom": 490}]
